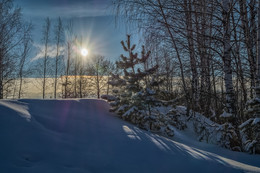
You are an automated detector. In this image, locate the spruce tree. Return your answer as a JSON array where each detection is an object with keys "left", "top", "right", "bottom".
[
  {"left": 103, "top": 35, "right": 174, "bottom": 137},
  {"left": 240, "top": 88, "right": 260, "bottom": 154}
]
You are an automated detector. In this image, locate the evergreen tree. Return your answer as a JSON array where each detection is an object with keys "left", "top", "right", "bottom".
[
  {"left": 103, "top": 35, "right": 174, "bottom": 137},
  {"left": 241, "top": 88, "right": 260, "bottom": 154}
]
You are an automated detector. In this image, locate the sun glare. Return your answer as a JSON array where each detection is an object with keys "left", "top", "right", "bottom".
[{"left": 81, "top": 48, "right": 88, "bottom": 57}]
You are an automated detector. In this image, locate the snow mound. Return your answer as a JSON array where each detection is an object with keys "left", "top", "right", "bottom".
[
  {"left": 0, "top": 100, "right": 31, "bottom": 121},
  {"left": 0, "top": 99, "right": 260, "bottom": 173}
]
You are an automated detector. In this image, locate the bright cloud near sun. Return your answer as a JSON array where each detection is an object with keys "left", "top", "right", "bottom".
[
  {"left": 31, "top": 43, "right": 66, "bottom": 62},
  {"left": 31, "top": 43, "right": 90, "bottom": 62}
]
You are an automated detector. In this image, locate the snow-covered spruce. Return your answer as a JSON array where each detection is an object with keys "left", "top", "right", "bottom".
[
  {"left": 239, "top": 118, "right": 260, "bottom": 154},
  {"left": 102, "top": 35, "right": 174, "bottom": 137},
  {"left": 166, "top": 107, "right": 187, "bottom": 130},
  {"left": 217, "top": 111, "right": 241, "bottom": 151},
  {"left": 102, "top": 84, "right": 256, "bottom": 153},
  {"left": 174, "top": 106, "right": 241, "bottom": 151},
  {"left": 102, "top": 94, "right": 179, "bottom": 137},
  {"left": 241, "top": 93, "right": 260, "bottom": 154}
]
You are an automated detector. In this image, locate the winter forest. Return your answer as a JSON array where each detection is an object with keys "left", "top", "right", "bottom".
[{"left": 1, "top": 0, "right": 260, "bottom": 168}]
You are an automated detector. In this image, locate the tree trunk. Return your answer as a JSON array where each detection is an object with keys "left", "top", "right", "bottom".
[
  {"left": 222, "top": 0, "right": 236, "bottom": 117},
  {"left": 231, "top": 8, "right": 246, "bottom": 122},
  {"left": 96, "top": 60, "right": 100, "bottom": 99},
  {"left": 19, "top": 24, "right": 32, "bottom": 99},
  {"left": 239, "top": 0, "right": 256, "bottom": 98},
  {"left": 184, "top": 0, "right": 198, "bottom": 109},
  {"left": 256, "top": 0, "right": 260, "bottom": 98},
  {"left": 0, "top": 48, "right": 3, "bottom": 99},
  {"left": 157, "top": 0, "right": 188, "bottom": 103},
  {"left": 79, "top": 59, "right": 83, "bottom": 98},
  {"left": 65, "top": 42, "right": 71, "bottom": 98},
  {"left": 42, "top": 18, "right": 50, "bottom": 99},
  {"left": 54, "top": 17, "right": 62, "bottom": 99},
  {"left": 74, "top": 38, "right": 78, "bottom": 98}
]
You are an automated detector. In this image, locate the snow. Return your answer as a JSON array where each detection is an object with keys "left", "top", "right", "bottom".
[
  {"left": 252, "top": 118, "right": 260, "bottom": 125},
  {"left": 239, "top": 118, "right": 254, "bottom": 129},
  {"left": 0, "top": 100, "right": 31, "bottom": 121},
  {"left": 0, "top": 99, "right": 260, "bottom": 173},
  {"left": 172, "top": 107, "right": 241, "bottom": 150},
  {"left": 245, "top": 140, "right": 258, "bottom": 152},
  {"left": 100, "top": 95, "right": 117, "bottom": 102},
  {"left": 220, "top": 110, "right": 233, "bottom": 118},
  {"left": 122, "top": 106, "right": 137, "bottom": 117},
  {"left": 239, "top": 118, "right": 260, "bottom": 128},
  {"left": 146, "top": 88, "right": 156, "bottom": 95}
]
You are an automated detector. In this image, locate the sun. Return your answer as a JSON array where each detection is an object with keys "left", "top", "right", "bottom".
[{"left": 81, "top": 48, "right": 88, "bottom": 57}]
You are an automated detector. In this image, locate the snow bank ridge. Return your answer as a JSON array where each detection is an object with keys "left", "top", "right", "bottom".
[{"left": 0, "top": 100, "right": 31, "bottom": 121}]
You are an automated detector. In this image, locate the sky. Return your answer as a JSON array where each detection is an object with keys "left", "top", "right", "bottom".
[{"left": 13, "top": 0, "right": 139, "bottom": 61}]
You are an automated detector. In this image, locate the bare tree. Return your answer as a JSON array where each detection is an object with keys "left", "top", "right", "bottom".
[
  {"left": 88, "top": 55, "right": 111, "bottom": 98},
  {"left": 42, "top": 17, "right": 51, "bottom": 99},
  {"left": 0, "top": 0, "right": 23, "bottom": 99},
  {"left": 239, "top": 0, "right": 257, "bottom": 98},
  {"left": 78, "top": 36, "right": 84, "bottom": 98},
  {"left": 64, "top": 20, "right": 73, "bottom": 98},
  {"left": 18, "top": 23, "right": 33, "bottom": 99},
  {"left": 183, "top": 0, "right": 199, "bottom": 109},
  {"left": 53, "top": 17, "right": 64, "bottom": 99},
  {"left": 156, "top": 0, "right": 188, "bottom": 100},
  {"left": 105, "top": 60, "right": 116, "bottom": 95},
  {"left": 73, "top": 36, "right": 81, "bottom": 98}
]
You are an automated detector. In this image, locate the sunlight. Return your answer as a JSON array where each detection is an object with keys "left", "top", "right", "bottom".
[
  {"left": 81, "top": 48, "right": 88, "bottom": 57},
  {"left": 122, "top": 125, "right": 141, "bottom": 140}
]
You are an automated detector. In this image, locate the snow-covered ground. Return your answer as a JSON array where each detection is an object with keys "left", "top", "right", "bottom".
[{"left": 0, "top": 99, "right": 259, "bottom": 173}]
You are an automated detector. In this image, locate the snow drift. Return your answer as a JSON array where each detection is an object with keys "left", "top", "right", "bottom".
[{"left": 0, "top": 99, "right": 260, "bottom": 173}]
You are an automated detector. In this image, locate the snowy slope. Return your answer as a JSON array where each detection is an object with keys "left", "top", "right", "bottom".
[{"left": 0, "top": 99, "right": 260, "bottom": 173}]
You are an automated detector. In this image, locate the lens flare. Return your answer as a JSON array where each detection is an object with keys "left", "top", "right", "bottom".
[{"left": 81, "top": 48, "right": 88, "bottom": 57}]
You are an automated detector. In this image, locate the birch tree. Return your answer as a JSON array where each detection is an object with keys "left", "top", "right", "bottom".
[
  {"left": 53, "top": 17, "right": 64, "bottom": 99},
  {"left": 88, "top": 56, "right": 110, "bottom": 99},
  {"left": 64, "top": 20, "right": 73, "bottom": 98},
  {"left": 42, "top": 17, "right": 51, "bottom": 99},
  {"left": 18, "top": 23, "right": 32, "bottom": 99},
  {"left": 222, "top": 0, "right": 236, "bottom": 118}
]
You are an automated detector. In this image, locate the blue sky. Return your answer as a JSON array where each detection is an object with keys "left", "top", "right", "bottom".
[{"left": 13, "top": 0, "right": 139, "bottom": 61}]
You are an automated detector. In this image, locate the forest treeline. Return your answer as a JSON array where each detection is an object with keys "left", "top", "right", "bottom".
[
  {"left": 104, "top": 0, "right": 260, "bottom": 154},
  {"left": 111, "top": 0, "right": 258, "bottom": 121}
]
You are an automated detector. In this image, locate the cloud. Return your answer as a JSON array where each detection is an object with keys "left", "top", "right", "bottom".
[
  {"left": 31, "top": 43, "right": 65, "bottom": 61},
  {"left": 18, "top": 0, "right": 111, "bottom": 18}
]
